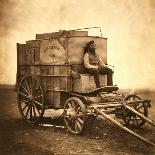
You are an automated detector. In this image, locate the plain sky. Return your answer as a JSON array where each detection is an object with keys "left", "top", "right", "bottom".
[{"left": 0, "top": 0, "right": 155, "bottom": 90}]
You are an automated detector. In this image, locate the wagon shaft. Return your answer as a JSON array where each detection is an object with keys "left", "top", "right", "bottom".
[{"left": 93, "top": 107, "right": 155, "bottom": 147}]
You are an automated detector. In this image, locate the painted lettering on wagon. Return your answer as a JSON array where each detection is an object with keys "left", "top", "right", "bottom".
[
  {"left": 40, "top": 39, "right": 66, "bottom": 64},
  {"left": 44, "top": 45, "right": 60, "bottom": 53}
]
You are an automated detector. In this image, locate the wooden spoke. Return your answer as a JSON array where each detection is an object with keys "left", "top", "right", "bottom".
[
  {"left": 32, "top": 104, "right": 37, "bottom": 118},
  {"left": 77, "top": 107, "right": 81, "bottom": 113},
  {"left": 76, "top": 112, "right": 84, "bottom": 118},
  {"left": 18, "top": 91, "right": 29, "bottom": 98},
  {"left": 34, "top": 85, "right": 40, "bottom": 97},
  {"left": 22, "top": 103, "right": 29, "bottom": 112},
  {"left": 21, "top": 84, "right": 29, "bottom": 95},
  {"left": 25, "top": 105, "right": 31, "bottom": 119},
  {"left": 77, "top": 117, "right": 84, "bottom": 125},
  {"left": 75, "top": 119, "right": 82, "bottom": 131},
  {"left": 68, "top": 102, "right": 72, "bottom": 109},
  {"left": 34, "top": 95, "right": 43, "bottom": 99},
  {"left": 18, "top": 76, "right": 44, "bottom": 124},
  {"left": 29, "top": 103, "right": 33, "bottom": 120},
  {"left": 33, "top": 102, "right": 41, "bottom": 115},
  {"left": 75, "top": 122, "right": 79, "bottom": 132},
  {"left": 136, "top": 104, "right": 144, "bottom": 111},
  {"left": 126, "top": 116, "right": 132, "bottom": 124},
  {"left": 71, "top": 100, "right": 76, "bottom": 110},
  {"left": 33, "top": 99, "right": 42, "bottom": 106},
  {"left": 27, "top": 76, "right": 31, "bottom": 94},
  {"left": 25, "top": 79, "right": 30, "bottom": 94},
  {"left": 65, "top": 115, "right": 72, "bottom": 121},
  {"left": 64, "top": 97, "right": 86, "bottom": 134},
  {"left": 134, "top": 116, "right": 140, "bottom": 125},
  {"left": 20, "top": 99, "right": 29, "bottom": 104}
]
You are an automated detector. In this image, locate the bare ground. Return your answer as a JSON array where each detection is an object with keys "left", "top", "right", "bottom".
[{"left": 0, "top": 86, "right": 155, "bottom": 155}]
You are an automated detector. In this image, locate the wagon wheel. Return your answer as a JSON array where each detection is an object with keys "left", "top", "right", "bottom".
[
  {"left": 123, "top": 95, "right": 148, "bottom": 128},
  {"left": 17, "top": 75, "right": 45, "bottom": 124},
  {"left": 64, "top": 97, "right": 87, "bottom": 134}
]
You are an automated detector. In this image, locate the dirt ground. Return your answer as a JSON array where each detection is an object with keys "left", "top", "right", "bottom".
[{"left": 0, "top": 86, "right": 155, "bottom": 155}]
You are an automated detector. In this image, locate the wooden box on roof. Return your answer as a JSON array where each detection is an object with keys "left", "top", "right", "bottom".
[{"left": 36, "top": 30, "right": 88, "bottom": 39}]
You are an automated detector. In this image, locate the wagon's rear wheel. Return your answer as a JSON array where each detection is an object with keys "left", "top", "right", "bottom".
[
  {"left": 64, "top": 97, "right": 86, "bottom": 134},
  {"left": 17, "top": 75, "right": 45, "bottom": 124},
  {"left": 123, "top": 95, "right": 148, "bottom": 128}
]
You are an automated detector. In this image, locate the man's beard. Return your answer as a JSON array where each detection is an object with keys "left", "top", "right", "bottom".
[{"left": 89, "top": 48, "right": 96, "bottom": 55}]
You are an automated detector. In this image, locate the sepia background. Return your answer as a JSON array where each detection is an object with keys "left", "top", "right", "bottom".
[
  {"left": 0, "top": 1, "right": 155, "bottom": 154},
  {"left": 0, "top": 0, "right": 155, "bottom": 90}
]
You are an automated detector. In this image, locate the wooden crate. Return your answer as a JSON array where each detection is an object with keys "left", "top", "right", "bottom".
[
  {"left": 73, "top": 74, "right": 107, "bottom": 92},
  {"left": 73, "top": 74, "right": 90, "bottom": 92}
]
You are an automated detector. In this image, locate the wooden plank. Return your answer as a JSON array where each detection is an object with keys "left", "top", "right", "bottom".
[
  {"left": 100, "top": 75, "right": 107, "bottom": 87},
  {"left": 40, "top": 66, "right": 47, "bottom": 75},
  {"left": 46, "top": 77, "right": 53, "bottom": 89},
  {"left": 47, "top": 66, "right": 54, "bottom": 75},
  {"left": 26, "top": 40, "right": 40, "bottom": 64},
  {"left": 89, "top": 76, "right": 96, "bottom": 90},
  {"left": 60, "top": 77, "right": 67, "bottom": 90},
  {"left": 73, "top": 74, "right": 90, "bottom": 92},
  {"left": 46, "top": 90, "right": 61, "bottom": 108},
  {"left": 72, "top": 74, "right": 107, "bottom": 92},
  {"left": 53, "top": 77, "right": 60, "bottom": 90},
  {"left": 17, "top": 43, "right": 26, "bottom": 65},
  {"left": 34, "top": 48, "right": 40, "bottom": 64},
  {"left": 46, "top": 90, "right": 53, "bottom": 106},
  {"left": 29, "top": 66, "right": 40, "bottom": 75},
  {"left": 19, "top": 66, "right": 29, "bottom": 75},
  {"left": 36, "top": 31, "right": 88, "bottom": 39},
  {"left": 54, "top": 66, "right": 60, "bottom": 75},
  {"left": 53, "top": 91, "right": 61, "bottom": 108},
  {"left": 67, "top": 77, "right": 72, "bottom": 91}
]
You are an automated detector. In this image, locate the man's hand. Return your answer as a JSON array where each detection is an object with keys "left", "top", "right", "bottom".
[{"left": 98, "top": 66, "right": 107, "bottom": 71}]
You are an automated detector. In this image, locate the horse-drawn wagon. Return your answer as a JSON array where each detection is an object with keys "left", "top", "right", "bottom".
[{"left": 16, "top": 28, "right": 155, "bottom": 146}]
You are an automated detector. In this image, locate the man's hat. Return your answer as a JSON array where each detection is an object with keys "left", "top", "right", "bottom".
[{"left": 88, "top": 40, "right": 94, "bottom": 45}]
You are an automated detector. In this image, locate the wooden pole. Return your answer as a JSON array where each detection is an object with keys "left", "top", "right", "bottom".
[
  {"left": 90, "top": 103, "right": 122, "bottom": 108},
  {"left": 94, "top": 107, "right": 155, "bottom": 147}
]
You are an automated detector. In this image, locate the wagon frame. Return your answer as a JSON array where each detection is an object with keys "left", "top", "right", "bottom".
[{"left": 16, "top": 28, "right": 155, "bottom": 146}]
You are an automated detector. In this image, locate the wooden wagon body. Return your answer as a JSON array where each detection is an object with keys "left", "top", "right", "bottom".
[{"left": 17, "top": 30, "right": 108, "bottom": 109}]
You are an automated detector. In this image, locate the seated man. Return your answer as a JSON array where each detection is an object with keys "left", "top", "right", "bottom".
[{"left": 83, "top": 40, "right": 113, "bottom": 88}]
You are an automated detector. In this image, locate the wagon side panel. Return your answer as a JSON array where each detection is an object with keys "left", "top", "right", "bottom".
[{"left": 40, "top": 65, "right": 72, "bottom": 108}]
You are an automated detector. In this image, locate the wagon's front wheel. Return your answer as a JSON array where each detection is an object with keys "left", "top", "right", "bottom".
[
  {"left": 64, "top": 97, "right": 86, "bottom": 134},
  {"left": 17, "top": 76, "right": 45, "bottom": 124}
]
